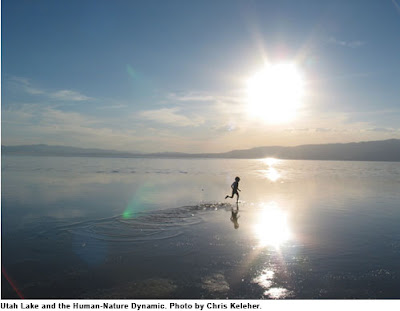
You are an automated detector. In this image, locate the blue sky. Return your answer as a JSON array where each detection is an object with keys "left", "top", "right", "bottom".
[{"left": 2, "top": 0, "right": 400, "bottom": 153}]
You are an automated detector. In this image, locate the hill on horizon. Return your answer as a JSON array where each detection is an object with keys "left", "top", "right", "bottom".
[{"left": 2, "top": 139, "right": 400, "bottom": 162}]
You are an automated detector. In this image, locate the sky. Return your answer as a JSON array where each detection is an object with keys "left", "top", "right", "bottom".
[{"left": 2, "top": 0, "right": 400, "bottom": 153}]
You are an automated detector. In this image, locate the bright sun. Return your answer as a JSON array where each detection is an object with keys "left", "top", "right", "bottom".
[{"left": 246, "top": 63, "right": 304, "bottom": 124}]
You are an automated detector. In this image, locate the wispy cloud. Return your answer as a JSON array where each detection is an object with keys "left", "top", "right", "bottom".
[
  {"left": 1, "top": 103, "right": 38, "bottom": 125},
  {"left": 7, "top": 76, "right": 92, "bottom": 102},
  {"left": 9, "top": 76, "right": 45, "bottom": 95},
  {"left": 168, "top": 92, "right": 217, "bottom": 102},
  {"left": 138, "top": 107, "right": 204, "bottom": 127},
  {"left": 4, "top": 77, "right": 400, "bottom": 153},
  {"left": 40, "top": 107, "right": 99, "bottom": 126},
  {"left": 2, "top": 104, "right": 98, "bottom": 130},
  {"left": 2, "top": 104, "right": 142, "bottom": 150},
  {"left": 284, "top": 127, "right": 338, "bottom": 133},
  {"left": 97, "top": 104, "right": 128, "bottom": 110},
  {"left": 166, "top": 90, "right": 246, "bottom": 126},
  {"left": 328, "top": 37, "right": 366, "bottom": 48},
  {"left": 366, "top": 127, "right": 400, "bottom": 133},
  {"left": 212, "top": 123, "right": 239, "bottom": 133},
  {"left": 49, "top": 90, "right": 92, "bottom": 101},
  {"left": 168, "top": 91, "right": 243, "bottom": 105}
]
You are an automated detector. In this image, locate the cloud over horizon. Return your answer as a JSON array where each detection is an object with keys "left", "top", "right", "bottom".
[{"left": 3, "top": 76, "right": 400, "bottom": 153}]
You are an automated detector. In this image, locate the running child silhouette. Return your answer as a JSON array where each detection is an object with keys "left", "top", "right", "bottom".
[{"left": 225, "top": 176, "right": 241, "bottom": 203}]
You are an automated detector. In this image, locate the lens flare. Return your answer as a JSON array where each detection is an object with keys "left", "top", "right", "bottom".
[
  {"left": 2, "top": 266, "right": 24, "bottom": 299},
  {"left": 122, "top": 183, "right": 156, "bottom": 219}
]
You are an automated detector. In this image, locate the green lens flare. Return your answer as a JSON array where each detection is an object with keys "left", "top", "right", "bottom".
[
  {"left": 126, "top": 64, "right": 138, "bottom": 80},
  {"left": 122, "top": 183, "right": 155, "bottom": 219}
]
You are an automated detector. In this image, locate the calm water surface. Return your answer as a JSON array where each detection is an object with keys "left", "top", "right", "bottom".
[{"left": 2, "top": 156, "right": 400, "bottom": 298}]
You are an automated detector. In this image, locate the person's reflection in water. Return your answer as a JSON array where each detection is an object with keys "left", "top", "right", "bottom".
[{"left": 230, "top": 203, "right": 240, "bottom": 229}]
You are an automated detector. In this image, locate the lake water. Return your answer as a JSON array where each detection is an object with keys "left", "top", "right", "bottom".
[{"left": 2, "top": 156, "right": 400, "bottom": 299}]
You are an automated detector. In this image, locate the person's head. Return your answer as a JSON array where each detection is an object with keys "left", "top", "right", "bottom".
[{"left": 235, "top": 176, "right": 240, "bottom": 182}]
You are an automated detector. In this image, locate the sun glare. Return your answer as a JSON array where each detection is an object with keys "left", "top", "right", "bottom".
[
  {"left": 246, "top": 63, "right": 304, "bottom": 124},
  {"left": 253, "top": 202, "right": 291, "bottom": 248}
]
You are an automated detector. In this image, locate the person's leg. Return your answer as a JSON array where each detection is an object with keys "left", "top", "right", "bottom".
[
  {"left": 225, "top": 189, "right": 235, "bottom": 199},
  {"left": 236, "top": 191, "right": 239, "bottom": 202}
]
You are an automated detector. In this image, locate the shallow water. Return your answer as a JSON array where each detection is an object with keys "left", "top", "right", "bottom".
[{"left": 2, "top": 156, "right": 400, "bottom": 298}]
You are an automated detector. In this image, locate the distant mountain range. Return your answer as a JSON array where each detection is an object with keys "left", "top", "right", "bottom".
[{"left": 2, "top": 139, "right": 400, "bottom": 162}]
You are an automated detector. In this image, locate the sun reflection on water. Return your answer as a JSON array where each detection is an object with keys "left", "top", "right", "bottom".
[
  {"left": 263, "top": 158, "right": 279, "bottom": 166},
  {"left": 253, "top": 202, "right": 291, "bottom": 248},
  {"left": 265, "top": 167, "right": 280, "bottom": 182},
  {"left": 252, "top": 268, "right": 290, "bottom": 299},
  {"left": 253, "top": 269, "right": 274, "bottom": 289},
  {"left": 260, "top": 158, "right": 281, "bottom": 182},
  {"left": 264, "top": 287, "right": 289, "bottom": 299}
]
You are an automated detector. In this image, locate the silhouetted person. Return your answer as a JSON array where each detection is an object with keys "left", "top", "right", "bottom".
[
  {"left": 230, "top": 206, "right": 240, "bottom": 229},
  {"left": 225, "top": 176, "right": 241, "bottom": 203}
]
